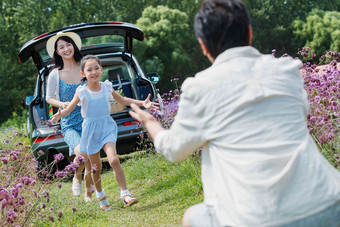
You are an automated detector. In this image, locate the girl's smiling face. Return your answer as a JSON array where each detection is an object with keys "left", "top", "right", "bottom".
[
  {"left": 56, "top": 39, "right": 74, "bottom": 60},
  {"left": 81, "top": 59, "right": 103, "bottom": 83}
]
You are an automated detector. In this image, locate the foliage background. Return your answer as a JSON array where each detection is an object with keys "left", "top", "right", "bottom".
[{"left": 1, "top": 0, "right": 340, "bottom": 124}]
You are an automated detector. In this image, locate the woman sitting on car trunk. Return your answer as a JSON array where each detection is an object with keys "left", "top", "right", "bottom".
[{"left": 45, "top": 31, "right": 93, "bottom": 201}]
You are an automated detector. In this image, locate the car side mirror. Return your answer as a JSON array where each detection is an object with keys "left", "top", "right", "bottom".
[
  {"left": 146, "top": 73, "right": 160, "bottom": 84},
  {"left": 25, "top": 95, "right": 34, "bottom": 105}
]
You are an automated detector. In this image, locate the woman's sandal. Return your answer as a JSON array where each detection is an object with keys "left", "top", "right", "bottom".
[
  {"left": 98, "top": 196, "right": 111, "bottom": 211},
  {"left": 72, "top": 180, "right": 82, "bottom": 197},
  {"left": 123, "top": 195, "right": 138, "bottom": 207}
]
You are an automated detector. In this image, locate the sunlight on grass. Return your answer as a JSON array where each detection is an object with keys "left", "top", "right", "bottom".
[{"left": 31, "top": 153, "right": 203, "bottom": 226}]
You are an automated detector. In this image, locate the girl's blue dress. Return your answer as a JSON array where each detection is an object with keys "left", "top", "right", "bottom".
[
  {"left": 59, "top": 80, "right": 83, "bottom": 156},
  {"left": 78, "top": 81, "right": 118, "bottom": 155}
]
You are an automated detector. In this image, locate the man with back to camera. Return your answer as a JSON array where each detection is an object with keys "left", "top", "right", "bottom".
[{"left": 130, "top": 0, "right": 340, "bottom": 226}]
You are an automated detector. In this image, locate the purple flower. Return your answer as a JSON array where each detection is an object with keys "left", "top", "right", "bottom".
[
  {"left": 18, "top": 197, "right": 25, "bottom": 205},
  {"left": 54, "top": 153, "right": 64, "bottom": 163},
  {"left": 37, "top": 150, "right": 44, "bottom": 156},
  {"left": 45, "top": 120, "right": 52, "bottom": 127},
  {"left": 55, "top": 170, "right": 67, "bottom": 179},
  {"left": 6, "top": 210, "right": 17, "bottom": 223},
  {"left": 2, "top": 158, "right": 8, "bottom": 164},
  {"left": 12, "top": 187, "right": 19, "bottom": 198},
  {"left": 12, "top": 130, "right": 19, "bottom": 136},
  {"left": 1, "top": 199, "right": 8, "bottom": 209},
  {"left": 76, "top": 155, "right": 86, "bottom": 165},
  {"left": 58, "top": 210, "right": 63, "bottom": 218},
  {"left": 64, "top": 162, "right": 79, "bottom": 174},
  {"left": 92, "top": 164, "right": 98, "bottom": 174}
]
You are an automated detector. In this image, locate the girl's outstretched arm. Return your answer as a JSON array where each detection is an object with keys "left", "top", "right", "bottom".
[
  {"left": 51, "top": 92, "right": 80, "bottom": 123},
  {"left": 112, "top": 91, "right": 159, "bottom": 111}
]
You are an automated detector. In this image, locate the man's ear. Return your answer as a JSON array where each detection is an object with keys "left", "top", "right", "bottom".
[
  {"left": 248, "top": 26, "right": 253, "bottom": 45},
  {"left": 198, "top": 38, "right": 214, "bottom": 63},
  {"left": 198, "top": 38, "right": 209, "bottom": 56}
]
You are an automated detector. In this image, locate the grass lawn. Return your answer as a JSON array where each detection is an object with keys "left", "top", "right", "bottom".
[{"left": 30, "top": 152, "right": 203, "bottom": 226}]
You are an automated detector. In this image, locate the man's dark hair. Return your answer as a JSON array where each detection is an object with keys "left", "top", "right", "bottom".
[
  {"left": 52, "top": 36, "right": 83, "bottom": 70},
  {"left": 194, "top": 0, "right": 251, "bottom": 59}
]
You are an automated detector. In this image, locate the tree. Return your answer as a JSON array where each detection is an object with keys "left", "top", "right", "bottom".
[
  {"left": 0, "top": 0, "right": 120, "bottom": 124},
  {"left": 135, "top": 5, "right": 195, "bottom": 92},
  {"left": 292, "top": 10, "right": 340, "bottom": 57},
  {"left": 243, "top": 0, "right": 340, "bottom": 56}
]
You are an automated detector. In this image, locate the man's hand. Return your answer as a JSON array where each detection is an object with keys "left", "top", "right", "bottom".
[{"left": 129, "top": 103, "right": 163, "bottom": 140}]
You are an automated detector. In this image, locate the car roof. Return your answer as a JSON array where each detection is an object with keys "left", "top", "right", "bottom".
[{"left": 18, "top": 22, "right": 144, "bottom": 69}]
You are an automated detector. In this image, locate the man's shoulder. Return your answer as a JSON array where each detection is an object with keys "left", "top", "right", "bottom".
[
  {"left": 181, "top": 67, "right": 212, "bottom": 92},
  {"left": 260, "top": 54, "right": 302, "bottom": 72}
]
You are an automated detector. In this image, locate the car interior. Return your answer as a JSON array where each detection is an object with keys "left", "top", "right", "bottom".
[{"left": 39, "top": 56, "right": 137, "bottom": 124}]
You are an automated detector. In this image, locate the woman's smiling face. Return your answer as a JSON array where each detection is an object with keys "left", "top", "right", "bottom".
[{"left": 56, "top": 39, "right": 75, "bottom": 60}]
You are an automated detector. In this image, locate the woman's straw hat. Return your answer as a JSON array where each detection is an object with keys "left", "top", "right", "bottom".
[{"left": 46, "top": 31, "right": 82, "bottom": 58}]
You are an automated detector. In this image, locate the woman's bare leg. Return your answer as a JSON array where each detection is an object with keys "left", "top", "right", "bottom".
[{"left": 73, "top": 145, "right": 85, "bottom": 184}]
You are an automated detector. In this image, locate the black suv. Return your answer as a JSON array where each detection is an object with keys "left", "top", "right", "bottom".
[{"left": 18, "top": 22, "right": 160, "bottom": 167}]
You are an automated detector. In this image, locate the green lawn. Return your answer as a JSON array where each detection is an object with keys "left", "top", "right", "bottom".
[{"left": 30, "top": 153, "right": 203, "bottom": 226}]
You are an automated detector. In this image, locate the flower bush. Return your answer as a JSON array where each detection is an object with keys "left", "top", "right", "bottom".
[
  {"left": 0, "top": 128, "right": 81, "bottom": 226},
  {"left": 297, "top": 48, "right": 340, "bottom": 166},
  {"left": 135, "top": 86, "right": 181, "bottom": 152}
]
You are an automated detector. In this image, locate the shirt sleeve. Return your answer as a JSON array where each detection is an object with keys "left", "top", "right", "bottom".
[
  {"left": 103, "top": 80, "right": 114, "bottom": 101},
  {"left": 154, "top": 78, "right": 206, "bottom": 162},
  {"left": 46, "top": 69, "right": 58, "bottom": 100},
  {"left": 76, "top": 85, "right": 85, "bottom": 106}
]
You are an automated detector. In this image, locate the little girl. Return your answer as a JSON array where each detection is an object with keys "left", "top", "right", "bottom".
[{"left": 51, "top": 54, "right": 158, "bottom": 211}]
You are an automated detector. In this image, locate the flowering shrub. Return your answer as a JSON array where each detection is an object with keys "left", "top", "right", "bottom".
[
  {"left": 297, "top": 48, "right": 340, "bottom": 161},
  {"left": 135, "top": 87, "right": 181, "bottom": 152},
  {"left": 0, "top": 128, "right": 81, "bottom": 226},
  {"left": 0, "top": 128, "right": 39, "bottom": 225}
]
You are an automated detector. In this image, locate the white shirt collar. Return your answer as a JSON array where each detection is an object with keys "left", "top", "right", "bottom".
[{"left": 213, "top": 46, "right": 261, "bottom": 66}]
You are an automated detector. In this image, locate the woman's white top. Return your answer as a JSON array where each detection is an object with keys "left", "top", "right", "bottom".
[
  {"left": 76, "top": 80, "right": 113, "bottom": 118},
  {"left": 46, "top": 68, "right": 60, "bottom": 101},
  {"left": 154, "top": 46, "right": 340, "bottom": 226}
]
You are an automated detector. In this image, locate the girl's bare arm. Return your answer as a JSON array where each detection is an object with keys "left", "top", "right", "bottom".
[
  {"left": 112, "top": 90, "right": 158, "bottom": 110},
  {"left": 51, "top": 92, "right": 80, "bottom": 123}
]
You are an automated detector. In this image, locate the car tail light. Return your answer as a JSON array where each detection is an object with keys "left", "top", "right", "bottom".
[
  {"left": 123, "top": 120, "right": 139, "bottom": 126},
  {"left": 107, "top": 21, "right": 124, "bottom": 25},
  {"left": 33, "top": 134, "right": 63, "bottom": 143},
  {"left": 33, "top": 32, "right": 49, "bottom": 40}
]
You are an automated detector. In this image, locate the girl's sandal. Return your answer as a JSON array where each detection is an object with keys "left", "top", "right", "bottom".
[
  {"left": 123, "top": 195, "right": 138, "bottom": 207},
  {"left": 84, "top": 197, "right": 92, "bottom": 202},
  {"left": 98, "top": 196, "right": 111, "bottom": 211}
]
